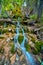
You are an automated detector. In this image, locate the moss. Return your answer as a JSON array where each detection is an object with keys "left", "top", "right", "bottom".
[
  {"left": 30, "top": 14, "right": 38, "bottom": 20},
  {"left": 25, "top": 44, "right": 30, "bottom": 52},
  {"left": 0, "top": 29, "right": 2, "bottom": 34},
  {"left": 10, "top": 43, "right": 15, "bottom": 54},
  {"left": 33, "top": 49, "right": 39, "bottom": 55},
  {"left": 2, "top": 28, "right": 8, "bottom": 33},
  {"left": 18, "top": 35, "right": 24, "bottom": 44},
  {"left": 40, "top": 12, "right": 43, "bottom": 25},
  {"left": 33, "top": 41, "right": 43, "bottom": 55},
  {"left": 0, "top": 44, "right": 4, "bottom": 54},
  {"left": 31, "top": 38, "right": 36, "bottom": 43},
  {"left": 19, "top": 30, "right": 22, "bottom": 33}
]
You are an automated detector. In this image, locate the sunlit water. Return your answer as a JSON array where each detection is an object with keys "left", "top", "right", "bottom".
[{"left": 14, "top": 22, "right": 38, "bottom": 65}]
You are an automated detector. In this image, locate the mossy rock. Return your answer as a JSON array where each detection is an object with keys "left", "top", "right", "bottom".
[{"left": 18, "top": 34, "right": 24, "bottom": 44}]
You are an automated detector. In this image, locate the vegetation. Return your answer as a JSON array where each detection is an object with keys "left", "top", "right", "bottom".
[
  {"left": 33, "top": 41, "right": 43, "bottom": 54},
  {"left": 10, "top": 43, "right": 15, "bottom": 54},
  {"left": 30, "top": 13, "right": 38, "bottom": 21},
  {"left": 18, "top": 34, "right": 24, "bottom": 44},
  {"left": 25, "top": 44, "right": 30, "bottom": 52},
  {"left": 0, "top": 35, "right": 5, "bottom": 39},
  {"left": 0, "top": 44, "right": 4, "bottom": 54},
  {"left": 0, "top": 0, "right": 43, "bottom": 64}
]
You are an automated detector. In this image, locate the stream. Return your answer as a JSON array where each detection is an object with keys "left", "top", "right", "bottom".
[{"left": 14, "top": 21, "right": 38, "bottom": 65}]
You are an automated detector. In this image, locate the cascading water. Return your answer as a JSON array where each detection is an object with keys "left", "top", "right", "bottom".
[{"left": 14, "top": 21, "right": 38, "bottom": 65}]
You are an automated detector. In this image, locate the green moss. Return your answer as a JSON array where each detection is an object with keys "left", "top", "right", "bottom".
[
  {"left": 33, "top": 41, "right": 43, "bottom": 55},
  {"left": 30, "top": 14, "right": 38, "bottom": 20},
  {"left": 19, "top": 29, "right": 22, "bottom": 33},
  {"left": 25, "top": 44, "right": 30, "bottom": 52},
  {"left": 0, "top": 29, "right": 2, "bottom": 34},
  {"left": 18, "top": 35, "right": 24, "bottom": 44},
  {"left": 29, "top": 35, "right": 36, "bottom": 43},
  {"left": 10, "top": 43, "right": 15, "bottom": 54},
  {"left": 2, "top": 28, "right": 8, "bottom": 34},
  {"left": 33, "top": 49, "right": 39, "bottom": 55}
]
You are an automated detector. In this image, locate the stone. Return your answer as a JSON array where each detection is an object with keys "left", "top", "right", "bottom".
[
  {"left": 16, "top": 48, "right": 22, "bottom": 56},
  {"left": 6, "top": 38, "right": 10, "bottom": 42},
  {"left": 20, "top": 54, "right": 25, "bottom": 61},
  {"left": 23, "top": 64, "right": 26, "bottom": 65},
  {"left": 10, "top": 53, "right": 16, "bottom": 64},
  {"left": 8, "top": 28, "right": 12, "bottom": 32},
  {"left": 10, "top": 37, "right": 14, "bottom": 41}
]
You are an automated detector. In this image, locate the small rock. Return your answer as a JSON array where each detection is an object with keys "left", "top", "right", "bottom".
[
  {"left": 10, "top": 37, "right": 14, "bottom": 40},
  {"left": 20, "top": 55, "right": 25, "bottom": 61},
  {"left": 23, "top": 64, "right": 26, "bottom": 65},
  {"left": 16, "top": 48, "right": 22, "bottom": 56},
  {"left": 6, "top": 38, "right": 10, "bottom": 42},
  {"left": 8, "top": 28, "right": 12, "bottom": 32}
]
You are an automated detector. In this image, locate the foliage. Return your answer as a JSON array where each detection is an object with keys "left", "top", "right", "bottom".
[
  {"left": 30, "top": 13, "right": 38, "bottom": 20},
  {"left": 40, "top": 12, "right": 43, "bottom": 25},
  {"left": 25, "top": 43, "right": 30, "bottom": 52},
  {"left": 0, "top": 44, "right": 4, "bottom": 54},
  {"left": 11, "top": 5, "right": 23, "bottom": 18},
  {"left": 0, "top": 28, "right": 8, "bottom": 34},
  {"left": 18, "top": 35, "right": 24, "bottom": 44},
  {"left": 0, "top": 0, "right": 24, "bottom": 18},
  {"left": 10, "top": 43, "right": 15, "bottom": 54},
  {"left": 29, "top": 0, "right": 37, "bottom": 8},
  {"left": 33, "top": 41, "right": 43, "bottom": 54}
]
